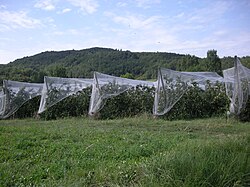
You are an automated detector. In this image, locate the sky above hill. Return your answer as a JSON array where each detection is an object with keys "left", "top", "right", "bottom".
[{"left": 0, "top": 0, "right": 250, "bottom": 64}]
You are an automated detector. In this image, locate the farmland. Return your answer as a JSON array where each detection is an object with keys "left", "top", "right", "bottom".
[{"left": 0, "top": 116, "right": 250, "bottom": 186}]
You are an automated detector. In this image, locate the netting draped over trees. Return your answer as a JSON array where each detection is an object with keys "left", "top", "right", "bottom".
[
  {"left": 153, "top": 68, "right": 224, "bottom": 116},
  {"left": 0, "top": 94, "right": 6, "bottom": 116},
  {"left": 38, "top": 76, "right": 93, "bottom": 114},
  {"left": 0, "top": 88, "right": 5, "bottom": 115},
  {"left": 223, "top": 57, "right": 250, "bottom": 115},
  {"left": 88, "top": 72, "right": 156, "bottom": 116},
  {"left": 0, "top": 80, "right": 43, "bottom": 119},
  {"left": 1, "top": 57, "right": 250, "bottom": 119}
]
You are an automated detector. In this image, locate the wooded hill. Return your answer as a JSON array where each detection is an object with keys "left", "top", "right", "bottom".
[{"left": 0, "top": 47, "right": 250, "bottom": 84}]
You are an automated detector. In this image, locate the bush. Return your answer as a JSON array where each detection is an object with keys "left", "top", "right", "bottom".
[
  {"left": 39, "top": 87, "right": 91, "bottom": 120},
  {"left": 12, "top": 96, "right": 41, "bottom": 119},
  {"left": 162, "top": 82, "right": 229, "bottom": 120},
  {"left": 99, "top": 86, "right": 155, "bottom": 119},
  {"left": 239, "top": 98, "right": 250, "bottom": 122}
]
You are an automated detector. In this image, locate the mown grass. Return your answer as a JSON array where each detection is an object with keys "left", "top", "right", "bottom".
[{"left": 0, "top": 116, "right": 249, "bottom": 186}]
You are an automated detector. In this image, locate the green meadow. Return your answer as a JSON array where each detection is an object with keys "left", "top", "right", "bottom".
[{"left": 0, "top": 116, "right": 249, "bottom": 186}]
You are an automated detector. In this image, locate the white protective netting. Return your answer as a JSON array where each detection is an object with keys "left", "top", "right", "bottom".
[
  {"left": 0, "top": 80, "right": 43, "bottom": 119},
  {"left": 223, "top": 57, "right": 250, "bottom": 115},
  {"left": 153, "top": 68, "right": 224, "bottom": 116},
  {"left": 1, "top": 57, "right": 250, "bottom": 119},
  {"left": 38, "top": 76, "right": 93, "bottom": 114},
  {"left": 0, "top": 93, "right": 6, "bottom": 116},
  {"left": 89, "top": 72, "right": 156, "bottom": 116}
]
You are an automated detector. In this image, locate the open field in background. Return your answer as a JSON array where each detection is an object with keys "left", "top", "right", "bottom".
[{"left": 0, "top": 116, "right": 250, "bottom": 186}]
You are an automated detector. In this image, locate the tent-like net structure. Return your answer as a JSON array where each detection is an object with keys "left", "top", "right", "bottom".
[
  {"left": 0, "top": 91, "right": 6, "bottom": 116},
  {"left": 89, "top": 72, "right": 156, "bottom": 116},
  {"left": 223, "top": 57, "right": 250, "bottom": 115},
  {"left": 38, "top": 76, "right": 93, "bottom": 114},
  {"left": 153, "top": 68, "right": 224, "bottom": 116},
  {"left": 1, "top": 57, "right": 250, "bottom": 119},
  {"left": 0, "top": 80, "right": 43, "bottom": 119}
]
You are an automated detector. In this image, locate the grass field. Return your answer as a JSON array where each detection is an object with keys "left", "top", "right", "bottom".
[{"left": 0, "top": 116, "right": 250, "bottom": 186}]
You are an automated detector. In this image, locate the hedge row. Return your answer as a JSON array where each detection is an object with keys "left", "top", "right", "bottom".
[{"left": 12, "top": 82, "right": 249, "bottom": 121}]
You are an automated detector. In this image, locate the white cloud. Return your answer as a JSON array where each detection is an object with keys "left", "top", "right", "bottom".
[
  {"left": 35, "top": 0, "right": 99, "bottom": 14},
  {"left": 103, "top": 12, "right": 178, "bottom": 52},
  {"left": 57, "top": 8, "right": 72, "bottom": 14},
  {"left": 213, "top": 30, "right": 227, "bottom": 36},
  {"left": 158, "top": 29, "right": 250, "bottom": 58},
  {"left": 106, "top": 12, "right": 162, "bottom": 30},
  {"left": 0, "top": 10, "right": 42, "bottom": 30},
  {"left": 117, "top": 2, "right": 127, "bottom": 7},
  {"left": 68, "top": 29, "right": 81, "bottom": 35},
  {"left": 0, "top": 24, "right": 10, "bottom": 32},
  {"left": 0, "top": 5, "right": 7, "bottom": 9},
  {"left": 34, "top": 0, "right": 56, "bottom": 11},
  {"left": 0, "top": 37, "right": 13, "bottom": 42},
  {"left": 135, "top": 0, "right": 161, "bottom": 8},
  {"left": 52, "top": 31, "right": 65, "bottom": 35},
  {"left": 174, "top": 12, "right": 185, "bottom": 19},
  {"left": 186, "top": 1, "right": 231, "bottom": 25},
  {"left": 0, "top": 49, "right": 16, "bottom": 64},
  {"left": 45, "top": 17, "right": 55, "bottom": 23},
  {"left": 62, "top": 8, "right": 71, "bottom": 13},
  {"left": 102, "top": 5, "right": 250, "bottom": 58},
  {"left": 67, "top": 0, "right": 98, "bottom": 14},
  {"left": 49, "top": 28, "right": 88, "bottom": 36},
  {"left": 158, "top": 1, "right": 232, "bottom": 40}
]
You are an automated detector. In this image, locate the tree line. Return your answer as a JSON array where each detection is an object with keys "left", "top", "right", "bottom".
[{"left": 1, "top": 47, "right": 250, "bottom": 86}]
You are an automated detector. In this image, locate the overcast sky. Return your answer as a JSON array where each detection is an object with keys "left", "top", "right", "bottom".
[{"left": 0, "top": 0, "right": 250, "bottom": 64}]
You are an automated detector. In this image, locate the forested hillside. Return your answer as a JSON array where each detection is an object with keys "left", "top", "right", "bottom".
[{"left": 0, "top": 47, "right": 250, "bottom": 85}]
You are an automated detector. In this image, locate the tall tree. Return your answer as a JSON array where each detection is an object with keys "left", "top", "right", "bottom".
[
  {"left": 178, "top": 55, "right": 199, "bottom": 71},
  {"left": 206, "top": 50, "right": 222, "bottom": 75},
  {"left": 47, "top": 65, "right": 67, "bottom": 77}
]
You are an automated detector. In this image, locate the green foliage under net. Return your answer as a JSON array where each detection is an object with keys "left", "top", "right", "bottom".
[
  {"left": 12, "top": 83, "right": 236, "bottom": 121},
  {"left": 162, "top": 82, "right": 229, "bottom": 120}
]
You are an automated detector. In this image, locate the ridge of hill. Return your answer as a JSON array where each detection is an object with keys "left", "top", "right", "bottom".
[{"left": 0, "top": 47, "right": 250, "bottom": 84}]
